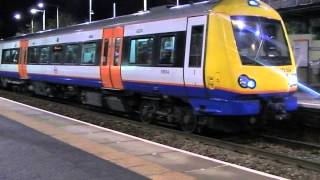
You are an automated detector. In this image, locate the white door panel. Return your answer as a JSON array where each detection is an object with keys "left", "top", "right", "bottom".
[{"left": 184, "top": 16, "right": 207, "bottom": 97}]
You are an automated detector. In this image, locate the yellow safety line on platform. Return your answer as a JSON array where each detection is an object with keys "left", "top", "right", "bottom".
[{"left": 0, "top": 107, "right": 195, "bottom": 180}]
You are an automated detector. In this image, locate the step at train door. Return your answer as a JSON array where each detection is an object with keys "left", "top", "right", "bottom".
[
  {"left": 100, "top": 27, "right": 124, "bottom": 90},
  {"left": 184, "top": 16, "right": 207, "bottom": 97},
  {"left": 18, "top": 40, "right": 28, "bottom": 79}
]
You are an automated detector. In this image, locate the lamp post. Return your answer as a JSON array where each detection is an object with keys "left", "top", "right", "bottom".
[
  {"left": 144, "top": 0, "right": 147, "bottom": 11},
  {"left": 31, "top": 16, "right": 34, "bottom": 33},
  {"left": 37, "top": 2, "right": 60, "bottom": 29},
  {"left": 89, "top": 0, "right": 94, "bottom": 22},
  {"left": 113, "top": 3, "right": 116, "bottom": 18},
  {"left": 30, "top": 8, "right": 46, "bottom": 31}
]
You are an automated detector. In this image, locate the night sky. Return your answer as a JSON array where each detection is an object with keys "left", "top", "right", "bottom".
[{"left": 0, "top": 0, "right": 204, "bottom": 39}]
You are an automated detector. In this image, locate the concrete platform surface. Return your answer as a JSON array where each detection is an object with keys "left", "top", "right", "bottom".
[
  {"left": 0, "top": 115, "right": 146, "bottom": 180},
  {"left": 295, "top": 92, "right": 320, "bottom": 109},
  {"left": 0, "top": 97, "right": 287, "bottom": 180}
]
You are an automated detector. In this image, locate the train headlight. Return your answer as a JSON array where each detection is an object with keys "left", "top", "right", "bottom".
[
  {"left": 247, "top": 80, "right": 257, "bottom": 89},
  {"left": 238, "top": 75, "right": 256, "bottom": 89},
  {"left": 288, "top": 74, "right": 298, "bottom": 86},
  {"left": 248, "top": 0, "right": 260, "bottom": 7},
  {"left": 239, "top": 75, "right": 249, "bottom": 88}
]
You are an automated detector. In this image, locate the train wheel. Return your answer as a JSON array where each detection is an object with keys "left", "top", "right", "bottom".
[
  {"left": 140, "top": 101, "right": 156, "bottom": 124},
  {"left": 180, "top": 109, "right": 198, "bottom": 133},
  {"left": 0, "top": 78, "right": 8, "bottom": 89}
]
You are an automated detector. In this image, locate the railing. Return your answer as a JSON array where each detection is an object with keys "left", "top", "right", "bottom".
[{"left": 261, "top": 0, "right": 320, "bottom": 9}]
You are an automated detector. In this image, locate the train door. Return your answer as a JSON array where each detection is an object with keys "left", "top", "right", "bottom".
[
  {"left": 183, "top": 16, "right": 207, "bottom": 97},
  {"left": 100, "top": 27, "right": 124, "bottom": 90},
  {"left": 18, "top": 40, "right": 28, "bottom": 79}
]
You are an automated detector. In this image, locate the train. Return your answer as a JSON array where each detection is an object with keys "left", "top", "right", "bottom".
[{"left": 0, "top": 0, "right": 298, "bottom": 132}]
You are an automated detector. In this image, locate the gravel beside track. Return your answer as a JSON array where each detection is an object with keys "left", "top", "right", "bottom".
[{"left": 0, "top": 89, "right": 319, "bottom": 180}]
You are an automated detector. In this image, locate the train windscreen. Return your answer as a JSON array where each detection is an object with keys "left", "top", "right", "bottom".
[{"left": 231, "top": 16, "right": 291, "bottom": 66}]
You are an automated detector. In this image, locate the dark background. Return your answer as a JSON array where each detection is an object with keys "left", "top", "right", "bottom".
[{"left": 0, "top": 0, "right": 204, "bottom": 38}]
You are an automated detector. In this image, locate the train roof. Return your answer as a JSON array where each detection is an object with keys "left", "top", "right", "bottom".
[{"left": 3, "top": 0, "right": 219, "bottom": 42}]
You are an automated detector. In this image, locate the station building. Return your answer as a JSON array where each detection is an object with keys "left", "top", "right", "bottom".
[{"left": 263, "top": 0, "right": 320, "bottom": 87}]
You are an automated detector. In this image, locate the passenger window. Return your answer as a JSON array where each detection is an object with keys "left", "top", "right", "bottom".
[
  {"left": 28, "top": 47, "right": 40, "bottom": 64},
  {"left": 189, "top": 26, "right": 204, "bottom": 67},
  {"left": 51, "top": 45, "right": 63, "bottom": 64},
  {"left": 11, "top": 49, "right": 20, "bottom": 64},
  {"left": 159, "top": 36, "right": 176, "bottom": 65},
  {"left": 2, "top": 50, "right": 12, "bottom": 64},
  {"left": 65, "top": 44, "right": 82, "bottom": 64},
  {"left": 103, "top": 40, "right": 109, "bottom": 65},
  {"left": 39, "top": 47, "right": 50, "bottom": 64},
  {"left": 129, "top": 38, "right": 154, "bottom": 65},
  {"left": 82, "top": 42, "right": 97, "bottom": 65},
  {"left": 114, "top": 38, "right": 122, "bottom": 66},
  {"left": 1, "top": 49, "right": 20, "bottom": 64}
]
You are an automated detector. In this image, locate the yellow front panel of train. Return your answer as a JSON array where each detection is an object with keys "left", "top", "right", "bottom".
[{"left": 205, "top": 0, "right": 297, "bottom": 95}]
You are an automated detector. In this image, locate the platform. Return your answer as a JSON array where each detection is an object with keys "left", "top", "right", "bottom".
[
  {"left": 296, "top": 92, "right": 320, "bottom": 109},
  {"left": 0, "top": 97, "right": 286, "bottom": 180}
]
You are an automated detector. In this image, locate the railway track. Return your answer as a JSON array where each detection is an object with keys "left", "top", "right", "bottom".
[
  {"left": 258, "top": 134, "right": 320, "bottom": 150},
  {"left": 203, "top": 134, "right": 320, "bottom": 172},
  {"left": 1, "top": 89, "right": 320, "bottom": 173},
  {"left": 141, "top": 125, "right": 320, "bottom": 172},
  {"left": 28, "top": 99, "right": 320, "bottom": 172},
  {"left": 295, "top": 107, "right": 320, "bottom": 128}
]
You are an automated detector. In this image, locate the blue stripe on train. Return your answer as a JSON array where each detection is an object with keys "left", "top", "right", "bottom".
[
  {"left": 123, "top": 81, "right": 207, "bottom": 98},
  {"left": 0, "top": 71, "right": 20, "bottom": 79},
  {"left": 123, "top": 81, "right": 298, "bottom": 115},
  {"left": 28, "top": 74, "right": 102, "bottom": 88}
]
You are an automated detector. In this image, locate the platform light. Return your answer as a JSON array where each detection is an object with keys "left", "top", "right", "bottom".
[
  {"left": 248, "top": 0, "right": 260, "bottom": 7},
  {"left": 14, "top": 13, "right": 21, "bottom": 20},
  {"left": 38, "top": 2, "right": 44, "bottom": 8},
  {"left": 30, "top": 8, "right": 38, "bottom": 14}
]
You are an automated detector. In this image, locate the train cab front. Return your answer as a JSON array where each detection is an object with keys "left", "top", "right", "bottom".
[{"left": 202, "top": 0, "right": 298, "bottom": 120}]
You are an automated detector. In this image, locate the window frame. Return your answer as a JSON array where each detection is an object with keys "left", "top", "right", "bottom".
[
  {"left": 1, "top": 48, "right": 20, "bottom": 65},
  {"left": 27, "top": 47, "right": 39, "bottom": 64},
  {"left": 188, "top": 25, "right": 205, "bottom": 68},
  {"left": 80, "top": 41, "right": 100, "bottom": 66},
  {"left": 38, "top": 46, "right": 51, "bottom": 64},
  {"left": 64, "top": 43, "right": 82, "bottom": 65},
  {"left": 113, "top": 37, "right": 122, "bottom": 66},
  {"left": 127, "top": 35, "right": 156, "bottom": 66},
  {"left": 1, "top": 49, "right": 13, "bottom": 64},
  {"left": 26, "top": 40, "right": 101, "bottom": 66},
  {"left": 50, "top": 44, "right": 65, "bottom": 65},
  {"left": 123, "top": 31, "right": 185, "bottom": 68},
  {"left": 156, "top": 33, "right": 179, "bottom": 67}
]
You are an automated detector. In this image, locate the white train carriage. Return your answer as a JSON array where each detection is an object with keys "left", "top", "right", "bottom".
[
  {"left": 0, "top": 39, "right": 26, "bottom": 87},
  {"left": 26, "top": 29, "right": 103, "bottom": 89},
  {"left": 0, "top": 0, "right": 298, "bottom": 132}
]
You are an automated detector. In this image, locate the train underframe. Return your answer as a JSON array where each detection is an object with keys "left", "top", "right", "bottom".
[{"left": 0, "top": 77, "right": 294, "bottom": 133}]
